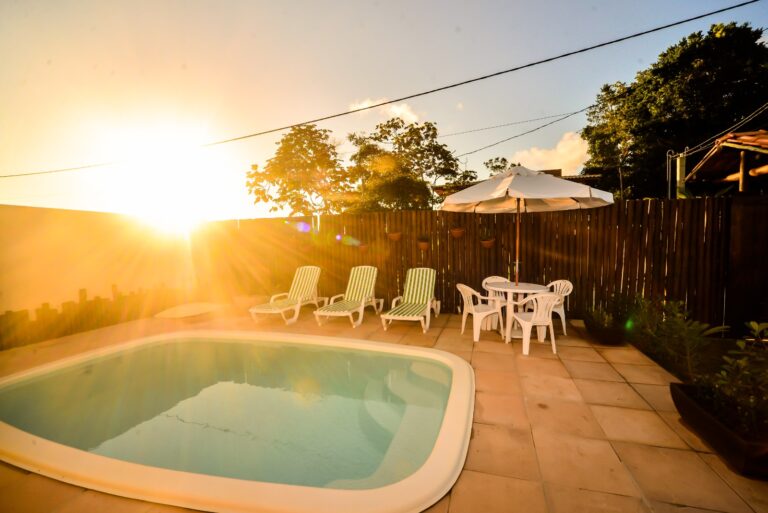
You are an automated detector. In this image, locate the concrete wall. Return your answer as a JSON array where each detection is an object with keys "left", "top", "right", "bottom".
[{"left": 0, "top": 205, "right": 197, "bottom": 315}]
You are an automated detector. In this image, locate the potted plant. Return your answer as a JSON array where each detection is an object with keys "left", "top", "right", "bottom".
[
  {"left": 449, "top": 225, "right": 465, "bottom": 239},
  {"left": 479, "top": 227, "right": 495, "bottom": 248},
  {"left": 670, "top": 322, "right": 768, "bottom": 478},
  {"left": 416, "top": 235, "right": 430, "bottom": 252},
  {"left": 387, "top": 230, "right": 402, "bottom": 241}
]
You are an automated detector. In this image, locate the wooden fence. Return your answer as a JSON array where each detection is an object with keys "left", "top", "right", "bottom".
[{"left": 190, "top": 197, "right": 768, "bottom": 326}]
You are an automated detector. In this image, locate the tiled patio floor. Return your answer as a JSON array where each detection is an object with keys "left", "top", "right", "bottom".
[{"left": 1, "top": 308, "right": 766, "bottom": 513}]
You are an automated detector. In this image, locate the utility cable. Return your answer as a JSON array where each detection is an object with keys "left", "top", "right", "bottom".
[
  {"left": 1, "top": 0, "right": 760, "bottom": 179},
  {"left": 438, "top": 111, "right": 584, "bottom": 138},
  {"left": 680, "top": 100, "right": 768, "bottom": 157},
  {"left": 454, "top": 108, "right": 589, "bottom": 157}
]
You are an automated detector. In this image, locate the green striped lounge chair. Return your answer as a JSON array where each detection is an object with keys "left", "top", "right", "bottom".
[
  {"left": 249, "top": 266, "right": 323, "bottom": 325},
  {"left": 314, "top": 266, "right": 383, "bottom": 327},
  {"left": 380, "top": 267, "right": 440, "bottom": 333}
]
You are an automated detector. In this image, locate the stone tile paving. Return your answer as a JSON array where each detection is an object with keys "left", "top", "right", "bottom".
[{"left": 0, "top": 309, "right": 767, "bottom": 513}]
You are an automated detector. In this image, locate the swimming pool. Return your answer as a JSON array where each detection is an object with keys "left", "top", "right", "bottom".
[{"left": 0, "top": 331, "right": 474, "bottom": 513}]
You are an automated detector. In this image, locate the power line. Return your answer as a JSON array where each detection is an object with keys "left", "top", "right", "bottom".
[
  {"left": 454, "top": 108, "right": 590, "bottom": 157},
  {"left": 681, "top": 100, "right": 768, "bottom": 157},
  {"left": 438, "top": 111, "right": 584, "bottom": 138},
  {"left": 1, "top": 0, "right": 760, "bottom": 179},
  {"left": 201, "top": 0, "right": 760, "bottom": 146}
]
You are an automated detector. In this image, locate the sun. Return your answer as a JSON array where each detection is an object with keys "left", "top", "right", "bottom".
[{"left": 95, "top": 121, "right": 243, "bottom": 236}]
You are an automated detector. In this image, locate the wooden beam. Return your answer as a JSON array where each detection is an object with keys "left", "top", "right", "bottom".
[
  {"left": 722, "top": 142, "right": 768, "bottom": 155},
  {"left": 739, "top": 151, "right": 747, "bottom": 193}
]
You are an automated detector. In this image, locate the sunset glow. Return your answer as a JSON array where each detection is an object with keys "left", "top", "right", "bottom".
[{"left": 86, "top": 121, "right": 257, "bottom": 235}]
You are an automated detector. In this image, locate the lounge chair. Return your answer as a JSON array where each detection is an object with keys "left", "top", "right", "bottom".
[
  {"left": 380, "top": 267, "right": 439, "bottom": 333},
  {"left": 249, "top": 266, "right": 323, "bottom": 325},
  {"left": 457, "top": 283, "right": 504, "bottom": 342},
  {"left": 314, "top": 266, "right": 382, "bottom": 327}
]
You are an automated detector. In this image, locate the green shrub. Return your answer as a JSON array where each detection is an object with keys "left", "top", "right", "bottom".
[
  {"left": 626, "top": 298, "right": 726, "bottom": 382},
  {"left": 706, "top": 322, "right": 768, "bottom": 440},
  {"left": 583, "top": 294, "right": 633, "bottom": 345}
]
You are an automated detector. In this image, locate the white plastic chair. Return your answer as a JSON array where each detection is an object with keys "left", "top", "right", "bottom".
[
  {"left": 547, "top": 279, "right": 573, "bottom": 335},
  {"left": 482, "top": 275, "right": 510, "bottom": 329},
  {"left": 457, "top": 284, "right": 504, "bottom": 342},
  {"left": 511, "top": 292, "right": 561, "bottom": 355}
]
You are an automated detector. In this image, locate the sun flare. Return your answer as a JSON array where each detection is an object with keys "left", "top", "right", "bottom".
[{"left": 91, "top": 121, "right": 248, "bottom": 236}]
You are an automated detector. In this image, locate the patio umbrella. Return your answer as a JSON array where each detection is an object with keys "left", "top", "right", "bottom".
[{"left": 440, "top": 166, "right": 614, "bottom": 284}]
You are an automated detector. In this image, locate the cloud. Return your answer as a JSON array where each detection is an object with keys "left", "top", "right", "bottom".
[
  {"left": 349, "top": 98, "right": 419, "bottom": 124},
  {"left": 510, "top": 132, "right": 588, "bottom": 176}
]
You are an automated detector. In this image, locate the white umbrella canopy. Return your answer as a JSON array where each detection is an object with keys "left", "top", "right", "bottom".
[
  {"left": 441, "top": 166, "right": 614, "bottom": 213},
  {"left": 440, "top": 166, "right": 614, "bottom": 284}
]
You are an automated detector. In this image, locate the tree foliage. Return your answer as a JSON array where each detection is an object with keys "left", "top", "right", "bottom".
[
  {"left": 483, "top": 157, "right": 521, "bottom": 175},
  {"left": 582, "top": 23, "right": 768, "bottom": 198},
  {"left": 246, "top": 125, "right": 349, "bottom": 215},
  {"left": 346, "top": 117, "right": 475, "bottom": 211}
]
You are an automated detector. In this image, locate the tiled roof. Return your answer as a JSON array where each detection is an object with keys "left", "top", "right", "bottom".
[{"left": 686, "top": 130, "right": 768, "bottom": 183}]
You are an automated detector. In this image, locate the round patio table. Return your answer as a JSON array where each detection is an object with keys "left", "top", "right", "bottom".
[{"left": 484, "top": 281, "right": 548, "bottom": 342}]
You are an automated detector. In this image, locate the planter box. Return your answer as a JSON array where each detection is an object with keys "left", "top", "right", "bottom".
[{"left": 670, "top": 383, "right": 768, "bottom": 479}]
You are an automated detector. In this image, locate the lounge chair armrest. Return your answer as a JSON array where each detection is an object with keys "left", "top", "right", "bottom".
[
  {"left": 329, "top": 294, "right": 344, "bottom": 304},
  {"left": 391, "top": 296, "right": 403, "bottom": 308},
  {"left": 270, "top": 292, "right": 288, "bottom": 303}
]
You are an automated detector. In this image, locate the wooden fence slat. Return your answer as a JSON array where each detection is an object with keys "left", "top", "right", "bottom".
[{"left": 193, "top": 199, "right": 743, "bottom": 324}]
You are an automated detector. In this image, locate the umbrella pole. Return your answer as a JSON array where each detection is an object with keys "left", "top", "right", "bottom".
[{"left": 515, "top": 198, "right": 520, "bottom": 286}]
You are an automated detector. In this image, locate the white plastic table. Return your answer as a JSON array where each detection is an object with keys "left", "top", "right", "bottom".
[{"left": 484, "top": 281, "right": 548, "bottom": 342}]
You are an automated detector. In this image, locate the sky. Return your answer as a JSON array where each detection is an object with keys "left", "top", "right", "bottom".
[{"left": 1, "top": 0, "right": 766, "bottom": 230}]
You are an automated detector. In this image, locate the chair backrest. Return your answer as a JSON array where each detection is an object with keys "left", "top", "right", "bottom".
[
  {"left": 456, "top": 283, "right": 478, "bottom": 313},
  {"left": 402, "top": 267, "right": 436, "bottom": 304},
  {"left": 526, "top": 293, "right": 561, "bottom": 324},
  {"left": 344, "top": 266, "right": 378, "bottom": 301},
  {"left": 548, "top": 279, "right": 573, "bottom": 297},
  {"left": 287, "top": 266, "right": 321, "bottom": 300},
  {"left": 483, "top": 275, "right": 510, "bottom": 299}
]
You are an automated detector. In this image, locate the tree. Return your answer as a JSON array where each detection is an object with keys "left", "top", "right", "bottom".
[
  {"left": 346, "top": 118, "right": 475, "bottom": 211},
  {"left": 483, "top": 157, "right": 521, "bottom": 175},
  {"left": 582, "top": 23, "right": 768, "bottom": 198},
  {"left": 246, "top": 124, "right": 350, "bottom": 215}
]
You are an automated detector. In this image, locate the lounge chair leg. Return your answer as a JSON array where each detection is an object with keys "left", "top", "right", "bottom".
[
  {"left": 314, "top": 313, "right": 323, "bottom": 326},
  {"left": 284, "top": 306, "right": 300, "bottom": 325},
  {"left": 352, "top": 310, "right": 363, "bottom": 327},
  {"left": 381, "top": 317, "right": 388, "bottom": 331}
]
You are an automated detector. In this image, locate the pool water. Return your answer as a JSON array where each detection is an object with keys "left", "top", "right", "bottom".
[{"left": 0, "top": 338, "right": 452, "bottom": 490}]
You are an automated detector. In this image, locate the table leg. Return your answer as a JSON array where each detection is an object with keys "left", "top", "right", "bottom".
[{"left": 504, "top": 295, "right": 514, "bottom": 343}]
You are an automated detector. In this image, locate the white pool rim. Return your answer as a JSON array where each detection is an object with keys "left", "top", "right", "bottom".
[{"left": 0, "top": 330, "right": 475, "bottom": 513}]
